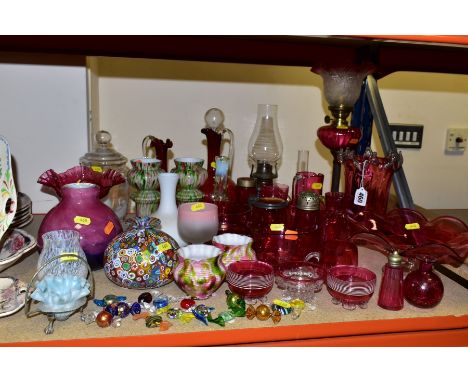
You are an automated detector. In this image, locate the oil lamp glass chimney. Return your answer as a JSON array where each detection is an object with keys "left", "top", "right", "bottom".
[
  {"left": 313, "top": 65, "right": 373, "bottom": 192},
  {"left": 248, "top": 104, "right": 283, "bottom": 192}
]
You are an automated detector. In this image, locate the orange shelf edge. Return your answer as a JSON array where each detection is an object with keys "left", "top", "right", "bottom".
[{"left": 2, "top": 314, "right": 467, "bottom": 347}]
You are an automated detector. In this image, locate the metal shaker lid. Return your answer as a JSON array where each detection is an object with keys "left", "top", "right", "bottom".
[{"left": 296, "top": 191, "right": 320, "bottom": 211}]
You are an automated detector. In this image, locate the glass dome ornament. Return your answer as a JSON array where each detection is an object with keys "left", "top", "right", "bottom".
[
  {"left": 248, "top": 104, "right": 283, "bottom": 193},
  {"left": 312, "top": 64, "right": 374, "bottom": 192}
]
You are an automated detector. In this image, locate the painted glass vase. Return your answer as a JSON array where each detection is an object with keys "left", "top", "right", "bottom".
[
  {"left": 173, "top": 244, "right": 225, "bottom": 299},
  {"left": 104, "top": 217, "right": 179, "bottom": 289},
  {"left": 127, "top": 158, "right": 162, "bottom": 217},
  {"left": 37, "top": 183, "right": 123, "bottom": 270},
  {"left": 171, "top": 157, "right": 208, "bottom": 204}
]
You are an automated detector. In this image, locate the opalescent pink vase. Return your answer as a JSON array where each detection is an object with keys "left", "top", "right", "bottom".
[{"left": 37, "top": 183, "right": 123, "bottom": 269}]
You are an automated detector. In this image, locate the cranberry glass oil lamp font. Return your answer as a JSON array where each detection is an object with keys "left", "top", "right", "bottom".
[{"left": 313, "top": 64, "right": 373, "bottom": 192}]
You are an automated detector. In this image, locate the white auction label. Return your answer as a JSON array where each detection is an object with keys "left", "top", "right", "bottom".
[{"left": 354, "top": 187, "right": 368, "bottom": 206}]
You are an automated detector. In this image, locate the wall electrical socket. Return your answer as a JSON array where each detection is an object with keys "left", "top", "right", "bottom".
[
  {"left": 445, "top": 128, "right": 468, "bottom": 153},
  {"left": 390, "top": 124, "right": 424, "bottom": 149}
]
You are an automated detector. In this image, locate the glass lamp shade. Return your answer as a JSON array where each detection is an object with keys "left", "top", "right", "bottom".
[
  {"left": 313, "top": 64, "right": 374, "bottom": 108},
  {"left": 248, "top": 104, "right": 283, "bottom": 166},
  {"left": 317, "top": 125, "right": 362, "bottom": 151}
]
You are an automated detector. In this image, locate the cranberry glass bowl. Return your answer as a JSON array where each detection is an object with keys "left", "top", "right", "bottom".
[
  {"left": 226, "top": 260, "right": 274, "bottom": 300},
  {"left": 326, "top": 265, "right": 376, "bottom": 310}
]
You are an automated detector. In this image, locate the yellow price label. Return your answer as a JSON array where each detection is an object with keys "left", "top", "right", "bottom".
[
  {"left": 337, "top": 125, "right": 349, "bottom": 130},
  {"left": 210, "top": 161, "right": 216, "bottom": 169},
  {"left": 311, "top": 182, "right": 323, "bottom": 190},
  {"left": 270, "top": 223, "right": 284, "bottom": 232},
  {"left": 405, "top": 223, "right": 420, "bottom": 230},
  {"left": 157, "top": 242, "right": 172, "bottom": 252},
  {"left": 191, "top": 203, "right": 205, "bottom": 212},
  {"left": 74, "top": 216, "right": 91, "bottom": 225},
  {"left": 91, "top": 165, "right": 103, "bottom": 173},
  {"left": 60, "top": 252, "right": 78, "bottom": 262}
]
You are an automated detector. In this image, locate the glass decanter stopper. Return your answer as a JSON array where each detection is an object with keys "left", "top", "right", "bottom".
[
  {"left": 204, "top": 108, "right": 234, "bottom": 172},
  {"left": 378, "top": 250, "right": 404, "bottom": 311}
]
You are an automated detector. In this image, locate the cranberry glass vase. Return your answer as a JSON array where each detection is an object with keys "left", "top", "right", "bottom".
[
  {"left": 37, "top": 183, "right": 123, "bottom": 269},
  {"left": 342, "top": 148, "right": 402, "bottom": 215},
  {"left": 403, "top": 257, "right": 444, "bottom": 308}
]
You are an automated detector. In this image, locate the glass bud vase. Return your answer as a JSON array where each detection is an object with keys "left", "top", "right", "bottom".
[
  {"left": 151, "top": 172, "right": 187, "bottom": 247},
  {"left": 37, "top": 183, "right": 123, "bottom": 270},
  {"left": 403, "top": 257, "right": 444, "bottom": 308}
]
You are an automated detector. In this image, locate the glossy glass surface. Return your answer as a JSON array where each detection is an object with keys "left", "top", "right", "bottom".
[
  {"left": 320, "top": 240, "right": 358, "bottom": 270},
  {"left": 177, "top": 202, "right": 219, "bottom": 244},
  {"left": 343, "top": 149, "right": 402, "bottom": 215},
  {"left": 226, "top": 260, "right": 274, "bottom": 299},
  {"left": 292, "top": 171, "right": 324, "bottom": 204},
  {"left": 403, "top": 257, "right": 444, "bottom": 308},
  {"left": 276, "top": 261, "right": 325, "bottom": 302},
  {"left": 326, "top": 265, "right": 377, "bottom": 310},
  {"left": 37, "top": 183, "right": 123, "bottom": 269},
  {"left": 378, "top": 264, "right": 404, "bottom": 311},
  {"left": 317, "top": 125, "right": 361, "bottom": 151}
]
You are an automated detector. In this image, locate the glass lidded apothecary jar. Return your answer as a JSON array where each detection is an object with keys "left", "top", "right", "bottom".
[{"left": 80, "top": 130, "right": 129, "bottom": 220}]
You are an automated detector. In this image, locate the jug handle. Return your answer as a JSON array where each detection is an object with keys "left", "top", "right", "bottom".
[
  {"left": 305, "top": 251, "right": 320, "bottom": 263},
  {"left": 142, "top": 135, "right": 157, "bottom": 158},
  {"left": 217, "top": 127, "right": 234, "bottom": 173}
]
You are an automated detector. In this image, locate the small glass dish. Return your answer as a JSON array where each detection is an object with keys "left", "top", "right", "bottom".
[
  {"left": 326, "top": 265, "right": 376, "bottom": 310},
  {"left": 226, "top": 260, "right": 274, "bottom": 302},
  {"left": 276, "top": 261, "right": 325, "bottom": 304}
]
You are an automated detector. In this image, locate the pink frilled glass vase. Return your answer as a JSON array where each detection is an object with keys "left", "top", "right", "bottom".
[{"left": 37, "top": 183, "right": 123, "bottom": 270}]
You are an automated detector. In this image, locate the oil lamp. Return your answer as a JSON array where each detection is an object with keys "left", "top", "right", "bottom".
[
  {"left": 313, "top": 64, "right": 373, "bottom": 192},
  {"left": 248, "top": 104, "right": 283, "bottom": 193}
]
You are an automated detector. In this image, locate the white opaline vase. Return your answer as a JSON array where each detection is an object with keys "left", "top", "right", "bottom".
[{"left": 152, "top": 173, "right": 187, "bottom": 247}]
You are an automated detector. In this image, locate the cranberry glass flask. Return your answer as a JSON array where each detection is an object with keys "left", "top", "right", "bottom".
[{"left": 403, "top": 256, "right": 444, "bottom": 308}]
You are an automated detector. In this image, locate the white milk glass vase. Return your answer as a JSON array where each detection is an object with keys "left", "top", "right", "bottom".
[{"left": 152, "top": 173, "right": 187, "bottom": 247}]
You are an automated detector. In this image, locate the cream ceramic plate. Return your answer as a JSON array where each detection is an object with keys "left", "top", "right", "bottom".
[
  {"left": 0, "top": 277, "right": 27, "bottom": 318},
  {"left": 0, "top": 136, "right": 17, "bottom": 241}
]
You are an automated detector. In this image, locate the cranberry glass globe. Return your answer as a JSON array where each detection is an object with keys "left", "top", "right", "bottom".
[{"left": 403, "top": 257, "right": 444, "bottom": 308}]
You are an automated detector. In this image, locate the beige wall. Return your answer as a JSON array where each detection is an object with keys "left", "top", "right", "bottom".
[{"left": 95, "top": 57, "right": 468, "bottom": 209}]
